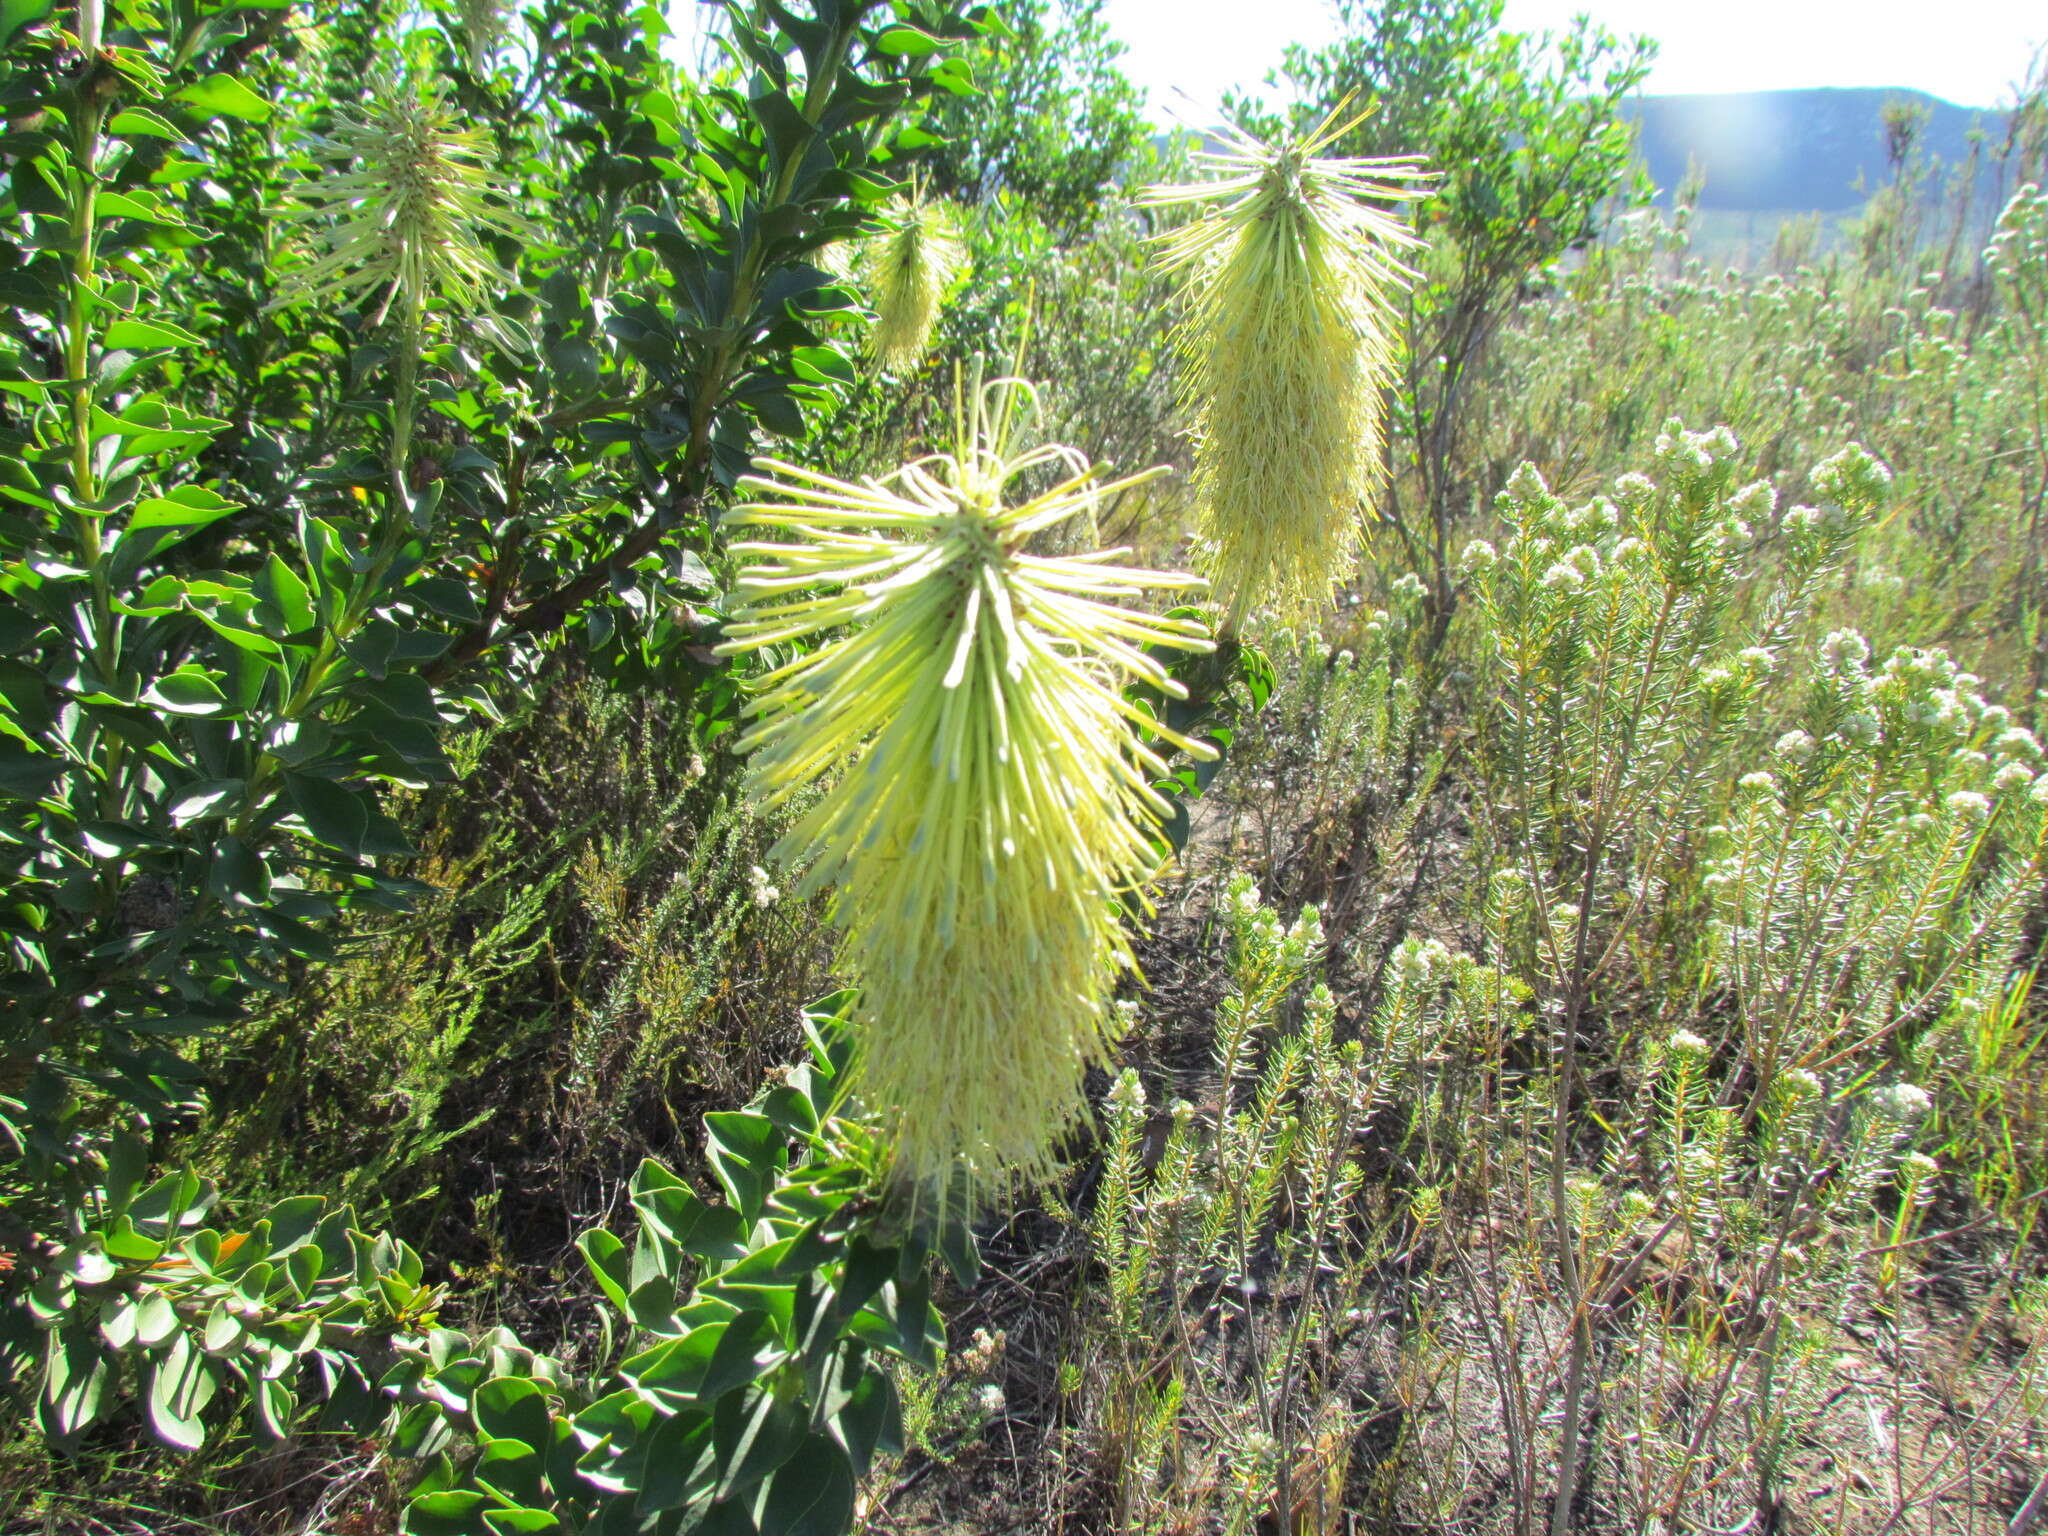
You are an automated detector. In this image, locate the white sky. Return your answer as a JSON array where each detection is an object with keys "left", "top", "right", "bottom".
[{"left": 1100, "top": 0, "right": 2043, "bottom": 119}]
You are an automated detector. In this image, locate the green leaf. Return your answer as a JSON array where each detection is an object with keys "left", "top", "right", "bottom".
[
  {"left": 145, "top": 1335, "right": 217, "bottom": 1451},
  {"left": 472, "top": 1376, "right": 551, "bottom": 1451},
  {"left": 109, "top": 106, "right": 182, "bottom": 138},
  {"left": 482, "top": 1512, "right": 563, "bottom": 1536},
  {"left": 145, "top": 668, "right": 231, "bottom": 716},
  {"left": 166, "top": 778, "right": 242, "bottom": 823},
  {"left": 635, "top": 1409, "right": 715, "bottom": 1511},
  {"left": 474, "top": 1439, "right": 547, "bottom": 1510},
  {"left": 201, "top": 1302, "right": 244, "bottom": 1356},
  {"left": 405, "top": 1490, "right": 493, "bottom": 1536},
  {"left": 255, "top": 552, "right": 316, "bottom": 635},
  {"left": 750, "top": 89, "right": 814, "bottom": 171},
  {"left": 711, "top": 1386, "right": 807, "bottom": 1500},
  {"left": 700, "top": 1309, "right": 785, "bottom": 1402},
  {"left": 284, "top": 773, "right": 370, "bottom": 855},
  {"left": 703, "top": 1111, "right": 783, "bottom": 1222},
  {"left": 129, "top": 1168, "right": 212, "bottom": 1237},
  {"left": 252, "top": 1376, "right": 297, "bottom": 1440},
  {"left": 758, "top": 1435, "right": 855, "bottom": 1536},
  {"left": 619, "top": 1320, "right": 724, "bottom": 1402},
  {"left": 134, "top": 1292, "right": 180, "bottom": 1348},
  {"left": 827, "top": 1367, "right": 896, "bottom": 1476},
  {"left": 0, "top": 0, "right": 55, "bottom": 49},
  {"left": 874, "top": 24, "right": 942, "bottom": 55},
  {"left": 131, "top": 483, "right": 239, "bottom": 528},
  {"left": 105, "top": 1217, "right": 164, "bottom": 1265},
  {"left": 577, "top": 1229, "right": 632, "bottom": 1314},
  {"left": 171, "top": 73, "right": 272, "bottom": 123},
  {"left": 40, "top": 1329, "right": 110, "bottom": 1439},
  {"left": 105, "top": 317, "right": 207, "bottom": 350}
]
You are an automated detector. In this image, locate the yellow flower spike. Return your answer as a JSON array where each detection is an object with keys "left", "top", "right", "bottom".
[
  {"left": 268, "top": 72, "right": 531, "bottom": 330},
  {"left": 716, "top": 371, "right": 1215, "bottom": 1186},
  {"left": 857, "top": 193, "right": 966, "bottom": 371},
  {"left": 1139, "top": 104, "right": 1433, "bottom": 629}
]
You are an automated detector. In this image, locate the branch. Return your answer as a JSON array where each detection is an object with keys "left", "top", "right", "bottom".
[{"left": 425, "top": 496, "right": 700, "bottom": 680}]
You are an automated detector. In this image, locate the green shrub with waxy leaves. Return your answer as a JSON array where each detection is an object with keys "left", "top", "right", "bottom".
[
  {"left": 20, "top": 999, "right": 975, "bottom": 1536},
  {"left": 0, "top": 0, "right": 1001, "bottom": 1528}
]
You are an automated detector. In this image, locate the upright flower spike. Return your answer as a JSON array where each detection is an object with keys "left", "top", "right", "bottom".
[
  {"left": 269, "top": 73, "right": 530, "bottom": 330},
  {"left": 1139, "top": 107, "right": 1432, "bottom": 629},
  {"left": 715, "top": 373, "right": 1215, "bottom": 1183},
  {"left": 857, "top": 193, "right": 965, "bottom": 371}
]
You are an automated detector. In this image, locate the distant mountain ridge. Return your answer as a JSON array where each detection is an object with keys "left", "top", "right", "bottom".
[{"left": 1625, "top": 88, "right": 2001, "bottom": 213}]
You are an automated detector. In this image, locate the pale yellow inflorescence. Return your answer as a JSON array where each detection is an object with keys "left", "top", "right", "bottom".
[
  {"left": 1139, "top": 108, "right": 1432, "bottom": 628},
  {"left": 269, "top": 74, "right": 530, "bottom": 328},
  {"left": 857, "top": 195, "right": 966, "bottom": 371},
  {"left": 715, "top": 373, "right": 1215, "bottom": 1182}
]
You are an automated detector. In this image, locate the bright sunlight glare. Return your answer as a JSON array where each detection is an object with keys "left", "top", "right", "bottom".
[{"left": 1099, "top": 0, "right": 2043, "bottom": 119}]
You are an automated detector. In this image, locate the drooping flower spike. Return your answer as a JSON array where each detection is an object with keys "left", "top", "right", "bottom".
[
  {"left": 856, "top": 191, "right": 966, "bottom": 371},
  {"left": 716, "top": 370, "right": 1215, "bottom": 1182},
  {"left": 269, "top": 72, "right": 530, "bottom": 331},
  {"left": 1139, "top": 103, "right": 1433, "bottom": 629}
]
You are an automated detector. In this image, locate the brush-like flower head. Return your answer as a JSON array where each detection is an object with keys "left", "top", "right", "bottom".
[
  {"left": 269, "top": 74, "right": 530, "bottom": 328},
  {"left": 716, "top": 372, "right": 1214, "bottom": 1182},
  {"left": 1139, "top": 107, "right": 1431, "bottom": 628},
  {"left": 857, "top": 194, "right": 965, "bottom": 370}
]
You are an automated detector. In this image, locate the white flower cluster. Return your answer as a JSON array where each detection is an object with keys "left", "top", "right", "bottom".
[
  {"left": 1774, "top": 729, "right": 1817, "bottom": 763},
  {"left": 1819, "top": 628, "right": 1870, "bottom": 673},
  {"left": 1871, "top": 1081, "right": 1932, "bottom": 1122},
  {"left": 1653, "top": 421, "right": 1739, "bottom": 477},
  {"left": 1392, "top": 935, "right": 1460, "bottom": 989},
  {"left": 1106, "top": 1067, "right": 1148, "bottom": 1113},
  {"left": 1808, "top": 442, "right": 1892, "bottom": 512}
]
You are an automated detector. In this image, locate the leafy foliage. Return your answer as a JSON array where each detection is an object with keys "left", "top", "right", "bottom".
[
  {"left": 13, "top": 997, "right": 974, "bottom": 1536},
  {"left": 0, "top": 0, "right": 983, "bottom": 1183}
]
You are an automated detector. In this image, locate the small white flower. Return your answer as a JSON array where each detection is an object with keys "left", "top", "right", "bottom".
[
  {"left": 1668, "top": 1030, "right": 1710, "bottom": 1058},
  {"left": 1873, "top": 1082, "right": 1932, "bottom": 1121},
  {"left": 1774, "top": 730, "right": 1816, "bottom": 762},
  {"left": 1613, "top": 471, "right": 1657, "bottom": 510},
  {"left": 1994, "top": 727, "right": 2041, "bottom": 762},
  {"left": 1819, "top": 629, "right": 1870, "bottom": 670},
  {"left": 1106, "top": 1068, "right": 1148, "bottom": 1113},
  {"left": 1505, "top": 462, "right": 1551, "bottom": 502},
  {"left": 1738, "top": 770, "right": 1777, "bottom": 793},
  {"left": 1727, "top": 480, "right": 1777, "bottom": 522},
  {"left": 1458, "top": 538, "right": 1498, "bottom": 575},
  {"left": 1945, "top": 790, "right": 1991, "bottom": 821}
]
